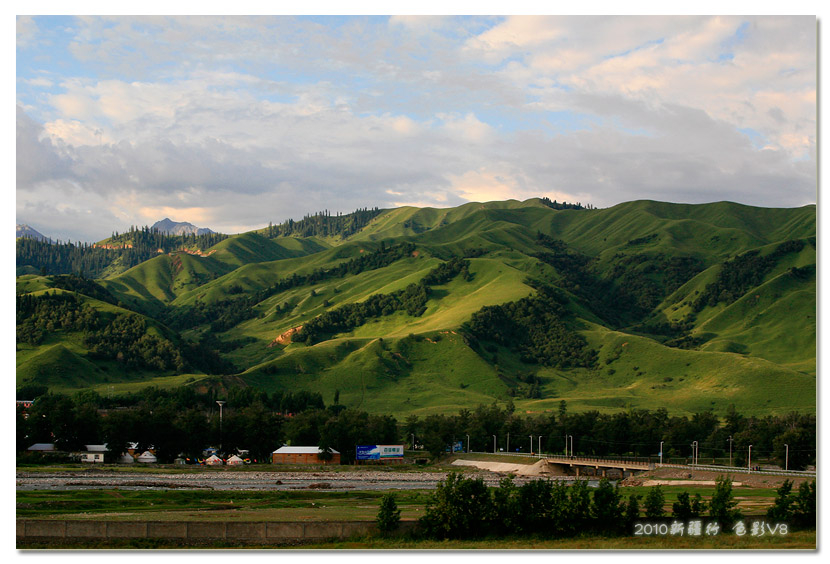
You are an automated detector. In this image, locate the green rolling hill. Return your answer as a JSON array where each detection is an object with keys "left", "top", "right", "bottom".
[{"left": 15, "top": 199, "right": 816, "bottom": 417}]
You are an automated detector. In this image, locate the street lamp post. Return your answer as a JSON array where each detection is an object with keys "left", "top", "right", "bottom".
[
  {"left": 493, "top": 435, "right": 496, "bottom": 454},
  {"left": 411, "top": 434, "right": 415, "bottom": 450},
  {"left": 748, "top": 445, "right": 753, "bottom": 472},
  {"left": 784, "top": 444, "right": 789, "bottom": 471},
  {"left": 529, "top": 435, "right": 533, "bottom": 454},
  {"left": 538, "top": 435, "right": 543, "bottom": 456},
  {"left": 728, "top": 436, "right": 733, "bottom": 467},
  {"left": 659, "top": 441, "right": 664, "bottom": 464},
  {"left": 216, "top": 400, "right": 226, "bottom": 453},
  {"left": 564, "top": 435, "right": 568, "bottom": 456},
  {"left": 569, "top": 435, "right": 574, "bottom": 458},
  {"left": 691, "top": 441, "right": 698, "bottom": 465},
  {"left": 466, "top": 434, "right": 470, "bottom": 454},
  {"left": 507, "top": 433, "right": 510, "bottom": 454}
]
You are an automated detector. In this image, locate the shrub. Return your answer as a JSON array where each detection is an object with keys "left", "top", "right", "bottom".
[
  {"left": 644, "top": 485, "right": 665, "bottom": 519},
  {"left": 708, "top": 475, "right": 741, "bottom": 528},
  {"left": 376, "top": 493, "right": 401, "bottom": 534},
  {"left": 419, "top": 473, "right": 491, "bottom": 539}
]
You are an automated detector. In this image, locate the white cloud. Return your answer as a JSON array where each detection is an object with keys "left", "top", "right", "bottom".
[{"left": 15, "top": 15, "right": 816, "bottom": 242}]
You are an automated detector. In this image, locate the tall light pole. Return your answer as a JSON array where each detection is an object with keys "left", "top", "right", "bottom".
[
  {"left": 564, "top": 434, "right": 568, "bottom": 455},
  {"left": 412, "top": 434, "right": 415, "bottom": 450},
  {"left": 466, "top": 435, "right": 470, "bottom": 454},
  {"left": 216, "top": 401, "right": 226, "bottom": 453},
  {"left": 529, "top": 435, "right": 533, "bottom": 454},
  {"left": 569, "top": 435, "right": 574, "bottom": 458},
  {"left": 493, "top": 435, "right": 496, "bottom": 453},
  {"left": 538, "top": 436, "right": 543, "bottom": 456},
  {"left": 659, "top": 441, "right": 664, "bottom": 464},
  {"left": 748, "top": 445, "right": 753, "bottom": 472},
  {"left": 784, "top": 444, "right": 789, "bottom": 471},
  {"left": 507, "top": 433, "right": 510, "bottom": 454},
  {"left": 691, "top": 441, "right": 698, "bottom": 465},
  {"left": 728, "top": 436, "right": 733, "bottom": 467}
]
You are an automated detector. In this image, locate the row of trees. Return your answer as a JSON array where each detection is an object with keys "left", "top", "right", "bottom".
[
  {"left": 17, "top": 386, "right": 327, "bottom": 462},
  {"left": 264, "top": 208, "right": 384, "bottom": 239},
  {"left": 412, "top": 473, "right": 815, "bottom": 540},
  {"left": 17, "top": 387, "right": 815, "bottom": 471},
  {"left": 404, "top": 401, "right": 816, "bottom": 470}
]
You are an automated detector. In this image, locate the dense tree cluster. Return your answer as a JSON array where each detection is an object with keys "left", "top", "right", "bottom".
[
  {"left": 466, "top": 283, "right": 596, "bottom": 369},
  {"left": 16, "top": 292, "right": 100, "bottom": 345},
  {"left": 693, "top": 239, "right": 807, "bottom": 312},
  {"left": 264, "top": 208, "right": 383, "bottom": 239},
  {"left": 17, "top": 238, "right": 123, "bottom": 278},
  {"left": 766, "top": 479, "right": 817, "bottom": 528},
  {"left": 294, "top": 258, "right": 470, "bottom": 344},
  {"left": 17, "top": 227, "right": 227, "bottom": 278},
  {"left": 533, "top": 233, "right": 703, "bottom": 327},
  {"left": 420, "top": 473, "right": 635, "bottom": 539},
  {"left": 16, "top": 289, "right": 232, "bottom": 374},
  {"left": 83, "top": 315, "right": 185, "bottom": 372},
  {"left": 49, "top": 274, "right": 119, "bottom": 305},
  {"left": 606, "top": 253, "right": 703, "bottom": 320}
]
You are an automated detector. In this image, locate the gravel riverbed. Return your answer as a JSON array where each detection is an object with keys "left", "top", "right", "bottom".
[{"left": 16, "top": 468, "right": 564, "bottom": 492}]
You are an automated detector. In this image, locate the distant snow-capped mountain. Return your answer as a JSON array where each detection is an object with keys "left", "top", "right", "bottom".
[
  {"left": 16, "top": 224, "right": 50, "bottom": 242},
  {"left": 151, "top": 218, "right": 214, "bottom": 236}
]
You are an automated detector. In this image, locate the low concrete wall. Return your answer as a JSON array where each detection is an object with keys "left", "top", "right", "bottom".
[{"left": 18, "top": 520, "right": 418, "bottom": 544}]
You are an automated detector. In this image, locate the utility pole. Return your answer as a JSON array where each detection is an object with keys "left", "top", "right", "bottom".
[
  {"left": 659, "top": 441, "right": 664, "bottom": 464},
  {"left": 538, "top": 436, "right": 543, "bottom": 456},
  {"left": 569, "top": 435, "right": 574, "bottom": 457},
  {"left": 748, "top": 445, "right": 753, "bottom": 472},
  {"left": 785, "top": 444, "right": 789, "bottom": 471},
  {"left": 507, "top": 433, "right": 510, "bottom": 454},
  {"left": 466, "top": 435, "right": 470, "bottom": 454},
  {"left": 529, "top": 435, "right": 533, "bottom": 454},
  {"left": 216, "top": 401, "right": 226, "bottom": 453},
  {"left": 493, "top": 435, "right": 496, "bottom": 453}
]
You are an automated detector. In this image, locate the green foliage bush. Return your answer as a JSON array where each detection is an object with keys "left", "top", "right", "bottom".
[{"left": 376, "top": 493, "right": 401, "bottom": 534}]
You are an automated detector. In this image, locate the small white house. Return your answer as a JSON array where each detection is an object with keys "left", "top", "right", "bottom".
[{"left": 80, "top": 444, "right": 108, "bottom": 463}]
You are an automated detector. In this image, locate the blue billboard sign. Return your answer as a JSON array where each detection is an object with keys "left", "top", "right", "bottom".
[{"left": 356, "top": 445, "right": 404, "bottom": 460}]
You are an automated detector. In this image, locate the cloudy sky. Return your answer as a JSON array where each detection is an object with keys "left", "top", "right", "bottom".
[{"left": 16, "top": 14, "right": 817, "bottom": 242}]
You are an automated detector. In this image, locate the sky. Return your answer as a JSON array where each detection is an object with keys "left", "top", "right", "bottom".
[{"left": 15, "top": 13, "right": 818, "bottom": 242}]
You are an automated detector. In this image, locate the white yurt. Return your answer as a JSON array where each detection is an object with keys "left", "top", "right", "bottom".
[
  {"left": 119, "top": 452, "right": 135, "bottom": 464},
  {"left": 205, "top": 454, "right": 223, "bottom": 465},
  {"left": 226, "top": 454, "right": 244, "bottom": 466},
  {"left": 136, "top": 451, "right": 158, "bottom": 464}
]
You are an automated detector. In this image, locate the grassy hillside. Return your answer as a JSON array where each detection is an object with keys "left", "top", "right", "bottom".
[{"left": 15, "top": 199, "right": 816, "bottom": 417}]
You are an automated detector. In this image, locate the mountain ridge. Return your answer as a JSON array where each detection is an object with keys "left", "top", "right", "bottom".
[
  {"left": 151, "top": 217, "right": 214, "bottom": 236},
  {"left": 16, "top": 198, "right": 816, "bottom": 417}
]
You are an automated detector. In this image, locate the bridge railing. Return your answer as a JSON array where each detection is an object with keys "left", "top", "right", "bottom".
[
  {"left": 544, "top": 454, "right": 652, "bottom": 467},
  {"left": 657, "top": 463, "right": 816, "bottom": 478}
]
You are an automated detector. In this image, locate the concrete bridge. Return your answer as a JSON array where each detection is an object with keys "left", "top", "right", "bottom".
[{"left": 544, "top": 455, "right": 654, "bottom": 478}]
